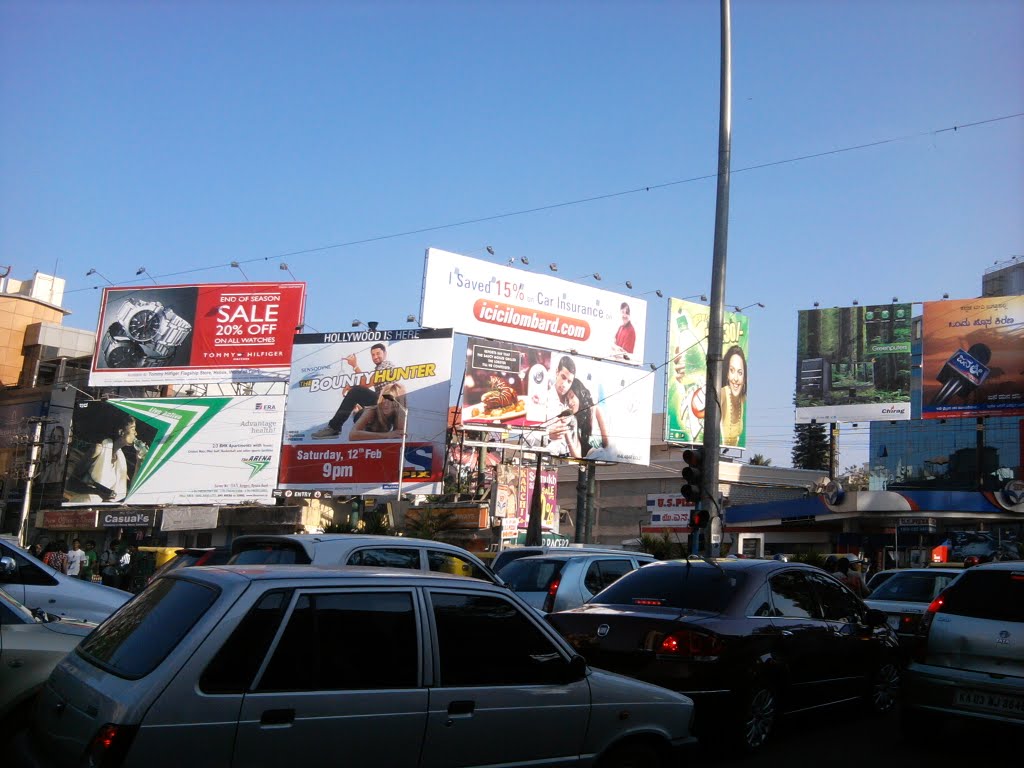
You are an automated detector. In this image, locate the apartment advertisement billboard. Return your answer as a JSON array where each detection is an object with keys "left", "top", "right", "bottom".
[
  {"left": 664, "top": 298, "right": 750, "bottom": 448},
  {"left": 420, "top": 247, "right": 647, "bottom": 366},
  {"left": 279, "top": 328, "right": 454, "bottom": 495},
  {"left": 794, "top": 303, "right": 912, "bottom": 424},
  {"left": 63, "top": 397, "right": 284, "bottom": 506},
  {"left": 89, "top": 282, "right": 306, "bottom": 386},
  {"left": 921, "top": 296, "right": 1024, "bottom": 419},
  {"left": 463, "top": 336, "right": 654, "bottom": 466}
]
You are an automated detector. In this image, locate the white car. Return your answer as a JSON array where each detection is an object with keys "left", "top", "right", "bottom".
[
  {"left": 0, "top": 586, "right": 95, "bottom": 737},
  {"left": 864, "top": 567, "right": 961, "bottom": 651},
  {"left": 29, "top": 566, "right": 696, "bottom": 767},
  {"left": 0, "top": 540, "right": 131, "bottom": 623}
]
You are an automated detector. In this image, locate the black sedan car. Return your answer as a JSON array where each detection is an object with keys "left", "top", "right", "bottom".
[{"left": 546, "top": 558, "right": 901, "bottom": 754}]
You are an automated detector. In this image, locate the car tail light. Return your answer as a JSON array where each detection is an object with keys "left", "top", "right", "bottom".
[
  {"left": 89, "top": 723, "right": 139, "bottom": 767},
  {"left": 913, "top": 594, "right": 946, "bottom": 663},
  {"left": 657, "top": 630, "right": 723, "bottom": 659},
  {"left": 195, "top": 551, "right": 213, "bottom": 566},
  {"left": 542, "top": 575, "right": 562, "bottom": 613}
]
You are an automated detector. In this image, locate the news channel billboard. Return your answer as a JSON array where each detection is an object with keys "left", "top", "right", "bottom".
[
  {"left": 63, "top": 397, "right": 285, "bottom": 506},
  {"left": 921, "top": 296, "right": 1024, "bottom": 419},
  {"left": 279, "top": 328, "right": 454, "bottom": 495},
  {"left": 664, "top": 298, "right": 750, "bottom": 448},
  {"left": 89, "top": 282, "right": 306, "bottom": 386},
  {"left": 463, "top": 336, "right": 654, "bottom": 466},
  {"left": 420, "top": 247, "right": 647, "bottom": 366},
  {"left": 794, "top": 303, "right": 913, "bottom": 424}
]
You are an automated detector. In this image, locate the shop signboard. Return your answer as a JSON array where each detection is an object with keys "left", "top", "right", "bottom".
[
  {"left": 89, "top": 282, "right": 306, "bottom": 386},
  {"left": 795, "top": 304, "right": 912, "bottom": 423},
  {"left": 161, "top": 506, "right": 220, "bottom": 531},
  {"left": 921, "top": 296, "right": 1024, "bottom": 419},
  {"left": 279, "top": 328, "right": 453, "bottom": 495},
  {"left": 41, "top": 510, "right": 98, "bottom": 530},
  {"left": 64, "top": 397, "right": 284, "bottom": 506},
  {"left": 645, "top": 493, "right": 693, "bottom": 528},
  {"left": 421, "top": 247, "right": 647, "bottom": 365},
  {"left": 664, "top": 298, "right": 751, "bottom": 447}
]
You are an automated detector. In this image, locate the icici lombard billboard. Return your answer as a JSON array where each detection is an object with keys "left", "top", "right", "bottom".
[
  {"left": 420, "top": 248, "right": 647, "bottom": 366},
  {"left": 89, "top": 282, "right": 306, "bottom": 386},
  {"left": 921, "top": 296, "right": 1024, "bottom": 419}
]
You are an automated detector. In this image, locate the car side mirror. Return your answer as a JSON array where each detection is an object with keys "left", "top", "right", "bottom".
[
  {"left": 864, "top": 608, "right": 887, "bottom": 628},
  {"left": 562, "top": 654, "right": 588, "bottom": 684},
  {"left": 0, "top": 556, "right": 16, "bottom": 578}
]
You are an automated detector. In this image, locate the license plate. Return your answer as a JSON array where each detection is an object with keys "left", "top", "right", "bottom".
[
  {"left": 886, "top": 615, "right": 900, "bottom": 630},
  {"left": 955, "top": 689, "right": 1024, "bottom": 717}
]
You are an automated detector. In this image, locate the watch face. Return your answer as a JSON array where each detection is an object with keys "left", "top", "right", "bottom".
[
  {"left": 127, "top": 309, "right": 160, "bottom": 341},
  {"left": 106, "top": 343, "right": 144, "bottom": 368}
]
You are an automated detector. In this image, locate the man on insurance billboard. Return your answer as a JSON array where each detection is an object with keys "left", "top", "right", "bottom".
[
  {"left": 921, "top": 296, "right": 1024, "bottom": 419},
  {"left": 89, "top": 282, "right": 306, "bottom": 386},
  {"left": 279, "top": 328, "right": 454, "bottom": 495},
  {"left": 420, "top": 247, "right": 647, "bottom": 366}
]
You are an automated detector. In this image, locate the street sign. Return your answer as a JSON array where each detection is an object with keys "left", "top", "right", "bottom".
[
  {"left": 897, "top": 517, "right": 936, "bottom": 534},
  {"left": 272, "top": 489, "right": 333, "bottom": 500}
]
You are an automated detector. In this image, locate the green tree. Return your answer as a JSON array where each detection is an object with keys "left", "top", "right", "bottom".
[
  {"left": 749, "top": 453, "right": 772, "bottom": 466},
  {"left": 403, "top": 507, "right": 461, "bottom": 540},
  {"left": 792, "top": 422, "right": 829, "bottom": 470}
]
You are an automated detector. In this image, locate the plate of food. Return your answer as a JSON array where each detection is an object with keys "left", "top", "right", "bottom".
[{"left": 463, "top": 376, "right": 527, "bottom": 421}]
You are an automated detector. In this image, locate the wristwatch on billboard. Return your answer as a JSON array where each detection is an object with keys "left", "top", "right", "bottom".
[
  {"left": 110, "top": 298, "right": 193, "bottom": 361},
  {"left": 101, "top": 323, "right": 146, "bottom": 368}
]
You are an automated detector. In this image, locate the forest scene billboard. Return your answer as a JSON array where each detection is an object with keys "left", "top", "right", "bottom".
[{"left": 795, "top": 304, "right": 912, "bottom": 423}]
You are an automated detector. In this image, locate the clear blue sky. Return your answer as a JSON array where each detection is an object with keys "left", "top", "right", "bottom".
[{"left": 2, "top": 0, "right": 1021, "bottom": 468}]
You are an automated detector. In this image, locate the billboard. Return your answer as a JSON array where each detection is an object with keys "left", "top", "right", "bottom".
[
  {"left": 278, "top": 328, "right": 454, "bottom": 495},
  {"left": 420, "top": 247, "right": 647, "bottom": 365},
  {"left": 63, "top": 396, "right": 285, "bottom": 506},
  {"left": 664, "top": 298, "right": 750, "bottom": 448},
  {"left": 921, "top": 296, "right": 1024, "bottom": 419},
  {"left": 645, "top": 493, "right": 694, "bottom": 529},
  {"left": 493, "top": 465, "right": 560, "bottom": 540},
  {"left": 89, "top": 282, "right": 306, "bottom": 386},
  {"left": 463, "top": 336, "right": 654, "bottom": 466},
  {"left": 794, "top": 304, "right": 912, "bottom": 423}
]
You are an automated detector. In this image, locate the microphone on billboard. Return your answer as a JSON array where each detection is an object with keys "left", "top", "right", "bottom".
[{"left": 930, "top": 343, "right": 992, "bottom": 407}]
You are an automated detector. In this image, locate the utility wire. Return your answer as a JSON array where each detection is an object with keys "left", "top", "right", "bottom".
[{"left": 70, "top": 111, "right": 1024, "bottom": 294}]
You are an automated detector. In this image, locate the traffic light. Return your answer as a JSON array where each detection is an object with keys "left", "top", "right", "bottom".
[
  {"left": 690, "top": 507, "right": 708, "bottom": 530},
  {"left": 680, "top": 448, "right": 704, "bottom": 503}
]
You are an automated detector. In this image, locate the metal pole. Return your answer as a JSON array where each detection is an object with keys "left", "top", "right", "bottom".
[
  {"left": 574, "top": 463, "right": 587, "bottom": 543},
  {"left": 525, "top": 450, "right": 544, "bottom": 546},
  {"left": 17, "top": 419, "right": 44, "bottom": 547},
  {"left": 702, "top": 0, "right": 732, "bottom": 558},
  {"left": 829, "top": 422, "right": 839, "bottom": 480},
  {"left": 584, "top": 462, "right": 596, "bottom": 544},
  {"left": 975, "top": 417, "right": 984, "bottom": 490}
]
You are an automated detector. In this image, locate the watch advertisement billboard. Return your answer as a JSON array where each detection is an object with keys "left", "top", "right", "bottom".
[
  {"left": 89, "top": 282, "right": 306, "bottom": 386},
  {"left": 463, "top": 336, "right": 654, "bottom": 466},
  {"left": 794, "top": 303, "right": 913, "bottom": 424},
  {"left": 420, "top": 247, "right": 648, "bottom": 366},
  {"left": 63, "top": 397, "right": 285, "bottom": 506},
  {"left": 664, "top": 298, "right": 750, "bottom": 448},
  {"left": 278, "top": 328, "right": 454, "bottom": 495},
  {"left": 921, "top": 296, "right": 1024, "bottom": 419}
]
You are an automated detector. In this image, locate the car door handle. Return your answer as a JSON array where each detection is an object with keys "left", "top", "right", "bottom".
[
  {"left": 445, "top": 700, "right": 475, "bottom": 725},
  {"left": 260, "top": 708, "right": 295, "bottom": 726},
  {"left": 8, "top": 659, "right": 24, "bottom": 668},
  {"left": 780, "top": 629, "right": 794, "bottom": 637}
]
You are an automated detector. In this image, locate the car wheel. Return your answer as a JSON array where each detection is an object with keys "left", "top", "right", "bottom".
[
  {"left": 598, "top": 741, "right": 663, "bottom": 768},
  {"left": 730, "top": 684, "right": 777, "bottom": 754},
  {"left": 866, "top": 661, "right": 900, "bottom": 715}
]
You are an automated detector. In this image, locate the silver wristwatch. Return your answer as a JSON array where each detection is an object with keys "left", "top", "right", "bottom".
[
  {"left": 101, "top": 323, "right": 145, "bottom": 368},
  {"left": 112, "top": 298, "right": 193, "bottom": 359}
]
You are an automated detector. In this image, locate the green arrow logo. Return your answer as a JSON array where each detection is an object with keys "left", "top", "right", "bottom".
[{"left": 243, "top": 457, "right": 272, "bottom": 479}]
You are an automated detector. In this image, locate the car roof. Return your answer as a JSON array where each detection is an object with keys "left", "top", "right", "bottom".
[
  {"left": 172, "top": 563, "right": 501, "bottom": 587},
  {"left": 881, "top": 567, "right": 962, "bottom": 575},
  {"left": 231, "top": 533, "right": 470, "bottom": 549},
  {"left": 506, "top": 552, "right": 654, "bottom": 563},
  {"left": 966, "top": 560, "right": 1024, "bottom": 571},
  {"left": 660, "top": 557, "right": 801, "bottom": 573}
]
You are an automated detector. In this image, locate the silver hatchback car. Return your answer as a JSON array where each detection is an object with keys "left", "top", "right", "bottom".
[
  {"left": 902, "top": 560, "right": 1024, "bottom": 733},
  {"left": 28, "top": 565, "right": 696, "bottom": 767}
]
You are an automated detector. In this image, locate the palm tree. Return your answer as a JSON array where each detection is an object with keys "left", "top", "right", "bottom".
[{"left": 749, "top": 453, "right": 772, "bottom": 466}]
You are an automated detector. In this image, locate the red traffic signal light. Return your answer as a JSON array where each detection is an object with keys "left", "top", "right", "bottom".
[
  {"left": 690, "top": 508, "right": 708, "bottom": 529},
  {"left": 680, "top": 448, "right": 704, "bottom": 503}
]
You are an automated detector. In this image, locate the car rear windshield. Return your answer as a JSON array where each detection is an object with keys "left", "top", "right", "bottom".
[
  {"left": 500, "top": 559, "right": 566, "bottom": 593},
  {"left": 592, "top": 564, "right": 746, "bottom": 613},
  {"left": 77, "top": 577, "right": 219, "bottom": 679},
  {"left": 492, "top": 549, "right": 544, "bottom": 574},
  {"left": 229, "top": 542, "right": 310, "bottom": 565},
  {"left": 939, "top": 568, "right": 1024, "bottom": 622},
  {"left": 870, "top": 572, "right": 958, "bottom": 603}
]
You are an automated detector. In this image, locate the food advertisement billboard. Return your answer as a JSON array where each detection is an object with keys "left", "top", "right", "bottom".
[
  {"left": 664, "top": 298, "right": 750, "bottom": 448},
  {"left": 794, "top": 304, "right": 913, "bottom": 423},
  {"left": 921, "top": 296, "right": 1024, "bottom": 419},
  {"left": 420, "top": 247, "right": 647, "bottom": 366},
  {"left": 463, "top": 336, "right": 654, "bottom": 466},
  {"left": 63, "top": 397, "right": 285, "bottom": 506},
  {"left": 279, "top": 328, "right": 454, "bottom": 495},
  {"left": 89, "top": 282, "right": 306, "bottom": 386}
]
